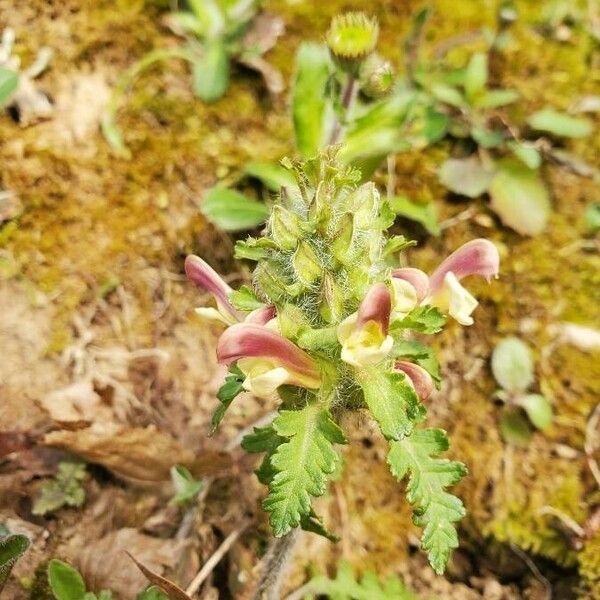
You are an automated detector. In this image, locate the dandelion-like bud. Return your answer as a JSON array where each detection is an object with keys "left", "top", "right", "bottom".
[
  {"left": 360, "top": 53, "right": 394, "bottom": 98},
  {"left": 326, "top": 12, "right": 379, "bottom": 73}
]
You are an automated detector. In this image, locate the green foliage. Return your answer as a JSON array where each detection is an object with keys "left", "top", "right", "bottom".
[
  {"left": 528, "top": 108, "right": 592, "bottom": 138},
  {"left": 392, "top": 305, "right": 446, "bottom": 334},
  {"left": 491, "top": 337, "right": 534, "bottom": 393},
  {"left": 263, "top": 405, "right": 346, "bottom": 536},
  {"left": 33, "top": 461, "right": 87, "bottom": 516},
  {"left": 169, "top": 465, "right": 204, "bottom": 505},
  {"left": 192, "top": 39, "right": 230, "bottom": 102},
  {"left": 47, "top": 560, "right": 87, "bottom": 600},
  {"left": 0, "top": 534, "right": 30, "bottom": 593},
  {"left": 0, "top": 67, "right": 18, "bottom": 107},
  {"left": 388, "top": 429, "right": 467, "bottom": 574},
  {"left": 201, "top": 187, "right": 269, "bottom": 231},
  {"left": 388, "top": 196, "right": 440, "bottom": 236},
  {"left": 307, "top": 560, "right": 419, "bottom": 599},
  {"left": 137, "top": 587, "right": 169, "bottom": 600},
  {"left": 212, "top": 364, "right": 245, "bottom": 432},
  {"left": 584, "top": 202, "right": 600, "bottom": 232},
  {"left": 438, "top": 156, "right": 493, "bottom": 199}
]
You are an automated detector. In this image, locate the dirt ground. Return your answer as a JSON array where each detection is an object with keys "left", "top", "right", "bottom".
[{"left": 1, "top": 0, "right": 599, "bottom": 598}]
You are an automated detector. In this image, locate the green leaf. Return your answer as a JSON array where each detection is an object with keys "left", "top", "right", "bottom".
[
  {"left": 0, "top": 67, "right": 18, "bottom": 107},
  {"left": 507, "top": 141, "right": 542, "bottom": 169},
  {"left": 308, "top": 560, "right": 419, "bottom": 600},
  {"left": 491, "top": 337, "right": 534, "bottom": 393},
  {"left": 192, "top": 40, "right": 230, "bottom": 103},
  {"left": 0, "top": 534, "right": 30, "bottom": 593},
  {"left": 388, "top": 429, "right": 467, "bottom": 574},
  {"left": 357, "top": 369, "right": 425, "bottom": 441},
  {"left": 471, "top": 126, "right": 504, "bottom": 148},
  {"left": 137, "top": 586, "right": 169, "bottom": 600},
  {"left": 47, "top": 559, "right": 87, "bottom": 600},
  {"left": 244, "top": 162, "right": 297, "bottom": 193},
  {"left": 234, "top": 237, "right": 276, "bottom": 261},
  {"left": 584, "top": 202, "right": 600, "bottom": 232},
  {"left": 519, "top": 394, "right": 553, "bottom": 431},
  {"left": 464, "top": 52, "right": 488, "bottom": 100},
  {"left": 429, "top": 83, "right": 465, "bottom": 108},
  {"left": 438, "top": 156, "right": 493, "bottom": 198},
  {"left": 201, "top": 187, "right": 269, "bottom": 231},
  {"left": 212, "top": 365, "right": 245, "bottom": 433},
  {"left": 392, "top": 305, "right": 446, "bottom": 334},
  {"left": 33, "top": 461, "right": 87, "bottom": 516},
  {"left": 229, "top": 285, "right": 263, "bottom": 311},
  {"left": 488, "top": 159, "right": 550, "bottom": 236},
  {"left": 474, "top": 89, "right": 519, "bottom": 109},
  {"left": 499, "top": 407, "right": 532, "bottom": 447},
  {"left": 292, "top": 43, "right": 333, "bottom": 157},
  {"left": 169, "top": 465, "right": 203, "bottom": 505},
  {"left": 100, "top": 113, "right": 132, "bottom": 160},
  {"left": 165, "top": 11, "right": 206, "bottom": 36},
  {"left": 300, "top": 510, "right": 339, "bottom": 542},
  {"left": 388, "top": 196, "right": 440, "bottom": 236},
  {"left": 242, "top": 424, "right": 285, "bottom": 486},
  {"left": 392, "top": 339, "right": 441, "bottom": 384},
  {"left": 187, "top": 0, "right": 225, "bottom": 37},
  {"left": 263, "top": 405, "right": 346, "bottom": 536},
  {"left": 382, "top": 235, "right": 417, "bottom": 257},
  {"left": 528, "top": 108, "right": 592, "bottom": 138}
]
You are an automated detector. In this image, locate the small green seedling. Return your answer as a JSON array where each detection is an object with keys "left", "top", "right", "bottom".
[
  {"left": 47, "top": 559, "right": 113, "bottom": 600},
  {"left": 169, "top": 465, "right": 204, "bottom": 506},
  {"left": 0, "top": 533, "right": 30, "bottom": 593},
  {"left": 491, "top": 337, "right": 553, "bottom": 446},
  {"left": 102, "top": 0, "right": 283, "bottom": 158},
  {"left": 32, "top": 461, "right": 87, "bottom": 516}
]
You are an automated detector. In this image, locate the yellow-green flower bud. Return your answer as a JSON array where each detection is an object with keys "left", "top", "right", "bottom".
[
  {"left": 359, "top": 53, "right": 394, "bottom": 98},
  {"left": 326, "top": 12, "right": 379, "bottom": 73}
]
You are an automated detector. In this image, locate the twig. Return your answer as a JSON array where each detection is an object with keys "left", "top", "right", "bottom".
[
  {"left": 251, "top": 529, "right": 301, "bottom": 600},
  {"left": 509, "top": 543, "right": 552, "bottom": 600},
  {"left": 185, "top": 523, "right": 248, "bottom": 596}
]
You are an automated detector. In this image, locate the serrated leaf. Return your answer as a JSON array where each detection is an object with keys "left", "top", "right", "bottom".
[
  {"left": 308, "top": 560, "right": 419, "bottom": 600},
  {"left": 244, "top": 162, "right": 297, "bottom": 192},
  {"left": 388, "top": 429, "right": 467, "bottom": 574},
  {"left": 357, "top": 369, "right": 425, "bottom": 441},
  {"left": 300, "top": 510, "right": 339, "bottom": 542},
  {"left": 0, "top": 67, "right": 18, "bottom": 107},
  {"left": 47, "top": 559, "right": 87, "bottom": 600},
  {"left": 33, "top": 461, "right": 87, "bottom": 516},
  {"left": 528, "top": 108, "right": 592, "bottom": 138},
  {"left": 438, "top": 156, "right": 493, "bottom": 198},
  {"left": 491, "top": 336, "right": 534, "bottom": 393},
  {"left": 392, "top": 340, "right": 441, "bottom": 384},
  {"left": 292, "top": 43, "right": 333, "bottom": 157},
  {"left": 0, "top": 534, "right": 30, "bottom": 593},
  {"left": 211, "top": 365, "right": 245, "bottom": 433},
  {"left": 263, "top": 405, "right": 346, "bottom": 536},
  {"left": 392, "top": 305, "right": 446, "bottom": 334},
  {"left": 389, "top": 196, "right": 440, "bottom": 236},
  {"left": 192, "top": 40, "right": 230, "bottom": 103},
  {"left": 489, "top": 159, "right": 550, "bottom": 236},
  {"left": 201, "top": 187, "right": 269, "bottom": 231},
  {"left": 242, "top": 424, "right": 285, "bottom": 486}
]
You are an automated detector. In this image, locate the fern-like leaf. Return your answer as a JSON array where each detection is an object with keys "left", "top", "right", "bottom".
[
  {"left": 357, "top": 369, "right": 425, "bottom": 440},
  {"left": 263, "top": 404, "right": 346, "bottom": 536},
  {"left": 388, "top": 428, "right": 467, "bottom": 574}
]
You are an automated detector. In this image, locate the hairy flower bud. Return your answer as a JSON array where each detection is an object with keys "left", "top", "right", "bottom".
[
  {"left": 360, "top": 53, "right": 394, "bottom": 98},
  {"left": 326, "top": 12, "right": 379, "bottom": 73}
]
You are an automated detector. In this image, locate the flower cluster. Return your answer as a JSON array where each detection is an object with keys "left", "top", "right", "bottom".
[{"left": 186, "top": 150, "right": 499, "bottom": 573}]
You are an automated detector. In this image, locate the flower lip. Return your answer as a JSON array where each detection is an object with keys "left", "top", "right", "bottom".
[
  {"left": 185, "top": 255, "right": 240, "bottom": 320},
  {"left": 217, "top": 323, "right": 320, "bottom": 381},
  {"left": 428, "top": 239, "right": 500, "bottom": 295},
  {"left": 245, "top": 305, "right": 276, "bottom": 325},
  {"left": 391, "top": 268, "right": 430, "bottom": 302},
  {"left": 395, "top": 361, "right": 434, "bottom": 401},
  {"left": 356, "top": 282, "right": 391, "bottom": 334}
]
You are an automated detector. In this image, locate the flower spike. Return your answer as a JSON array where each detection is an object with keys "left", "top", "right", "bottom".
[{"left": 185, "top": 255, "right": 241, "bottom": 324}]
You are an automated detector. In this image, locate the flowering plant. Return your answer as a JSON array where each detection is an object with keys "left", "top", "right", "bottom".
[{"left": 186, "top": 149, "right": 499, "bottom": 574}]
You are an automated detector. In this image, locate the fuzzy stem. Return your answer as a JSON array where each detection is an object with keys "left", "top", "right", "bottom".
[
  {"left": 328, "top": 74, "right": 357, "bottom": 145},
  {"left": 251, "top": 530, "right": 300, "bottom": 600}
]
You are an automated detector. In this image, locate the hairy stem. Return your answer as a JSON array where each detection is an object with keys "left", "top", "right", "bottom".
[
  {"left": 328, "top": 74, "right": 356, "bottom": 145},
  {"left": 251, "top": 530, "right": 301, "bottom": 600}
]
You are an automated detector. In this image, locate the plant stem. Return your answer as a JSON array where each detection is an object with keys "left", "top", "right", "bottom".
[
  {"left": 328, "top": 73, "right": 356, "bottom": 145},
  {"left": 251, "top": 530, "right": 300, "bottom": 600}
]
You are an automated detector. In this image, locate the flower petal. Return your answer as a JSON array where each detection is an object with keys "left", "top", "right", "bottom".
[
  {"left": 356, "top": 282, "right": 391, "bottom": 334},
  {"left": 428, "top": 238, "right": 500, "bottom": 295},
  {"left": 433, "top": 272, "right": 479, "bottom": 326},
  {"left": 217, "top": 323, "right": 320, "bottom": 387},
  {"left": 185, "top": 255, "right": 240, "bottom": 320},
  {"left": 395, "top": 361, "right": 434, "bottom": 401},
  {"left": 237, "top": 359, "right": 291, "bottom": 399},
  {"left": 391, "top": 268, "right": 429, "bottom": 302},
  {"left": 245, "top": 305, "right": 276, "bottom": 325},
  {"left": 390, "top": 277, "right": 418, "bottom": 319}
]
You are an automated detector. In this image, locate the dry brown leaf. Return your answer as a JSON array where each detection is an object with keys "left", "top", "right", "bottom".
[
  {"left": 240, "top": 12, "right": 285, "bottom": 55},
  {"left": 42, "top": 426, "right": 194, "bottom": 481},
  {"left": 127, "top": 552, "right": 192, "bottom": 600},
  {"left": 74, "top": 528, "right": 189, "bottom": 598}
]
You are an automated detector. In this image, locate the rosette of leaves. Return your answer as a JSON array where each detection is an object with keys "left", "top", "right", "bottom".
[
  {"left": 102, "top": 0, "right": 284, "bottom": 158},
  {"left": 211, "top": 150, "right": 469, "bottom": 574},
  {"left": 491, "top": 336, "right": 553, "bottom": 446}
]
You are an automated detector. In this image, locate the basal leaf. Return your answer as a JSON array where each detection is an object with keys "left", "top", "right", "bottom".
[
  {"left": 519, "top": 394, "right": 553, "bottom": 431},
  {"left": 47, "top": 559, "right": 87, "bottom": 600},
  {"left": 263, "top": 405, "right": 346, "bottom": 536},
  {"left": 357, "top": 369, "right": 425, "bottom": 441},
  {"left": 464, "top": 52, "right": 487, "bottom": 101},
  {"left": 489, "top": 159, "right": 550, "bottom": 236},
  {"left": 292, "top": 43, "right": 333, "bottom": 157},
  {"left": 201, "top": 187, "right": 269, "bottom": 231},
  {"left": 388, "top": 429, "right": 467, "bottom": 574},
  {"left": 0, "top": 67, "right": 18, "bottom": 107},
  {"left": 0, "top": 534, "right": 30, "bottom": 593},
  {"left": 389, "top": 196, "right": 440, "bottom": 236},
  {"left": 491, "top": 336, "right": 534, "bottom": 393},
  {"left": 192, "top": 40, "right": 230, "bottom": 103},
  {"left": 438, "top": 156, "right": 493, "bottom": 198},
  {"left": 528, "top": 108, "right": 592, "bottom": 138}
]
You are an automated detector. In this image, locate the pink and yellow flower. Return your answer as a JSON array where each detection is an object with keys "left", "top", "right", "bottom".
[{"left": 395, "top": 360, "right": 434, "bottom": 401}]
